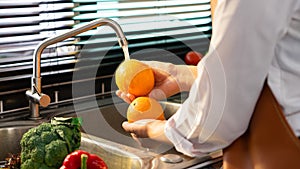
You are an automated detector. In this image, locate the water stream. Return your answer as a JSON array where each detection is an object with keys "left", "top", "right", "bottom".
[
  {"left": 121, "top": 45, "right": 153, "bottom": 153},
  {"left": 122, "top": 45, "right": 130, "bottom": 60}
]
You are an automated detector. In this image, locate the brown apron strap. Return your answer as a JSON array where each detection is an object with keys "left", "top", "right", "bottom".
[{"left": 222, "top": 83, "right": 300, "bottom": 169}]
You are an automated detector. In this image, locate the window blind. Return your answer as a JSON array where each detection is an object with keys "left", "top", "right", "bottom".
[
  {"left": 0, "top": 0, "right": 76, "bottom": 117},
  {"left": 0, "top": 0, "right": 212, "bottom": 119},
  {"left": 73, "top": 0, "right": 212, "bottom": 56}
]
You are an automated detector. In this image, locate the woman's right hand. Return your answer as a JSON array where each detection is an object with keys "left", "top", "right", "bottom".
[{"left": 116, "top": 61, "right": 197, "bottom": 103}]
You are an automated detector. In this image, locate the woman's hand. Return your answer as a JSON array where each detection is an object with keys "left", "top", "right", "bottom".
[
  {"left": 122, "top": 120, "right": 172, "bottom": 144},
  {"left": 116, "top": 61, "right": 197, "bottom": 103}
]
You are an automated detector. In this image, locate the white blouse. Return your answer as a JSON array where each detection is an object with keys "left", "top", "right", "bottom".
[{"left": 165, "top": 0, "right": 300, "bottom": 157}]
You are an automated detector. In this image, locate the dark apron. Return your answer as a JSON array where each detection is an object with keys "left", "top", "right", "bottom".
[{"left": 222, "top": 82, "right": 300, "bottom": 169}]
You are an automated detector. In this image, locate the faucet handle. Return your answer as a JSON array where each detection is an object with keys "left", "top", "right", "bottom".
[
  {"left": 37, "top": 93, "right": 51, "bottom": 107},
  {"left": 26, "top": 90, "right": 51, "bottom": 107}
]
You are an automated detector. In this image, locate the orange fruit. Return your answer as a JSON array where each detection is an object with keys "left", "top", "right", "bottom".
[
  {"left": 115, "top": 59, "right": 155, "bottom": 97},
  {"left": 127, "top": 97, "right": 165, "bottom": 123}
]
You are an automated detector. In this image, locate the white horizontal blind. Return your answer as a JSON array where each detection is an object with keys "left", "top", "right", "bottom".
[
  {"left": 0, "top": 0, "right": 77, "bottom": 115},
  {"left": 73, "top": 0, "right": 212, "bottom": 56}
]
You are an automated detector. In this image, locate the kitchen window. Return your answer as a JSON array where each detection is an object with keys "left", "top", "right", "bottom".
[{"left": 0, "top": 0, "right": 212, "bottom": 120}]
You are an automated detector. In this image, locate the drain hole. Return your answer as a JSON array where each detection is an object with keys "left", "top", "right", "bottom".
[{"left": 160, "top": 154, "right": 183, "bottom": 163}]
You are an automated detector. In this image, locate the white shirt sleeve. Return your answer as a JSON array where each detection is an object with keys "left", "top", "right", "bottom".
[{"left": 164, "top": 0, "right": 299, "bottom": 157}]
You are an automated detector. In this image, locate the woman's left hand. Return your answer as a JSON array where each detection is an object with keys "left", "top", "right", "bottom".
[{"left": 122, "top": 120, "right": 172, "bottom": 144}]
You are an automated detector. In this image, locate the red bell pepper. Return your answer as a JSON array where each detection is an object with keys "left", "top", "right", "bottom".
[{"left": 60, "top": 150, "right": 108, "bottom": 169}]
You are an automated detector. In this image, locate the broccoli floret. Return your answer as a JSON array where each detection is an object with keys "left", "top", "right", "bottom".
[
  {"left": 21, "top": 158, "right": 56, "bottom": 169},
  {"left": 45, "top": 140, "right": 69, "bottom": 167},
  {"left": 31, "top": 147, "right": 45, "bottom": 163},
  {"left": 20, "top": 159, "right": 40, "bottom": 169},
  {"left": 41, "top": 131, "right": 59, "bottom": 144},
  {"left": 20, "top": 117, "right": 81, "bottom": 169}
]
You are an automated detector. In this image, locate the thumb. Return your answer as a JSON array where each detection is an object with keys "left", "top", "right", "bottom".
[{"left": 148, "top": 88, "right": 167, "bottom": 100}]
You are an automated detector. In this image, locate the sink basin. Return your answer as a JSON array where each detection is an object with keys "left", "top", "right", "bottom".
[
  {"left": 73, "top": 101, "right": 180, "bottom": 152},
  {"left": 0, "top": 102, "right": 222, "bottom": 168},
  {"left": 0, "top": 121, "right": 39, "bottom": 160}
]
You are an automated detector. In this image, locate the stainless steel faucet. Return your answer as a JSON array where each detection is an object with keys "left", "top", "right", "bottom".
[{"left": 26, "top": 18, "right": 128, "bottom": 119}]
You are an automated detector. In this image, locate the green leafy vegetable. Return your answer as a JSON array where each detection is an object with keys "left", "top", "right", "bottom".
[{"left": 20, "top": 117, "right": 82, "bottom": 169}]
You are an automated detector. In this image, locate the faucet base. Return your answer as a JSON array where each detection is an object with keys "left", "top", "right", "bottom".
[{"left": 29, "top": 117, "right": 43, "bottom": 120}]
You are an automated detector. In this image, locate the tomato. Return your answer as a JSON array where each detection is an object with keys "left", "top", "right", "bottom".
[{"left": 184, "top": 51, "right": 203, "bottom": 66}]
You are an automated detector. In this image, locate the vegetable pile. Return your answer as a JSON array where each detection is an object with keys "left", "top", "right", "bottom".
[{"left": 20, "top": 117, "right": 82, "bottom": 169}]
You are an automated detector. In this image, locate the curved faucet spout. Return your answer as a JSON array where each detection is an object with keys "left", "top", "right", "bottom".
[{"left": 26, "top": 18, "right": 128, "bottom": 119}]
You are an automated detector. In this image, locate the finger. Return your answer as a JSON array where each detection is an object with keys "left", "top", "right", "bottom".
[
  {"left": 126, "top": 93, "right": 136, "bottom": 102},
  {"left": 151, "top": 67, "right": 169, "bottom": 81},
  {"left": 115, "top": 90, "right": 122, "bottom": 97},
  {"left": 122, "top": 121, "right": 133, "bottom": 132},
  {"left": 116, "top": 90, "right": 135, "bottom": 103},
  {"left": 122, "top": 121, "right": 148, "bottom": 138},
  {"left": 148, "top": 88, "right": 166, "bottom": 100},
  {"left": 149, "top": 78, "right": 179, "bottom": 100},
  {"left": 120, "top": 92, "right": 132, "bottom": 104}
]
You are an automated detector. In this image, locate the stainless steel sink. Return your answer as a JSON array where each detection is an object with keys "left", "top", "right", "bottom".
[
  {"left": 0, "top": 122, "right": 36, "bottom": 160},
  {"left": 0, "top": 102, "right": 222, "bottom": 169}
]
